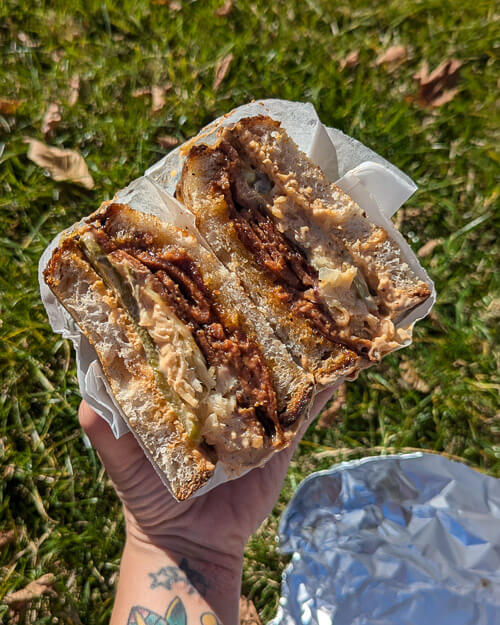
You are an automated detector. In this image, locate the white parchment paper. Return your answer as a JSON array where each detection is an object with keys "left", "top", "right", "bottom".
[{"left": 39, "top": 99, "right": 435, "bottom": 498}]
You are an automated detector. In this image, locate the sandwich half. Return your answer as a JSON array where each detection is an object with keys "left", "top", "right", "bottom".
[
  {"left": 176, "top": 115, "right": 431, "bottom": 386},
  {"left": 44, "top": 202, "right": 314, "bottom": 499}
]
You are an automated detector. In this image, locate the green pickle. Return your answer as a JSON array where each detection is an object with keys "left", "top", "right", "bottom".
[
  {"left": 353, "top": 273, "right": 378, "bottom": 313},
  {"left": 78, "top": 233, "right": 199, "bottom": 441}
]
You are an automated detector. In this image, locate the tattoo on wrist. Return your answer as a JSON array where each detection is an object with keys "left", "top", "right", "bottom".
[
  {"left": 128, "top": 561, "right": 217, "bottom": 624},
  {"left": 128, "top": 596, "right": 221, "bottom": 625},
  {"left": 148, "top": 558, "right": 209, "bottom": 597}
]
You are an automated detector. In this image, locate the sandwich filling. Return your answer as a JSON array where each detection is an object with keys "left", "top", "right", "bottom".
[
  {"left": 215, "top": 118, "right": 431, "bottom": 360},
  {"left": 75, "top": 205, "right": 281, "bottom": 454},
  {"left": 219, "top": 145, "right": 375, "bottom": 360},
  {"left": 189, "top": 129, "right": 428, "bottom": 362}
]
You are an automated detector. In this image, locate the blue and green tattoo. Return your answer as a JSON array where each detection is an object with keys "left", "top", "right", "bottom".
[{"left": 127, "top": 560, "right": 220, "bottom": 625}]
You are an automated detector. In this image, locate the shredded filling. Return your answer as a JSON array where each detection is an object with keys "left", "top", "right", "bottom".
[
  {"left": 85, "top": 220, "right": 281, "bottom": 436},
  {"left": 220, "top": 144, "right": 373, "bottom": 359}
]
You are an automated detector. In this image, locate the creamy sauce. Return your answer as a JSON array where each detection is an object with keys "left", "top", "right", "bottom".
[{"left": 107, "top": 252, "right": 240, "bottom": 441}]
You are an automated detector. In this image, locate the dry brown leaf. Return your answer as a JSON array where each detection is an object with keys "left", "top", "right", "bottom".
[
  {"left": 133, "top": 84, "right": 171, "bottom": 111},
  {"left": 68, "top": 74, "right": 80, "bottom": 106},
  {"left": 430, "top": 88, "right": 459, "bottom": 107},
  {"left": 133, "top": 87, "right": 152, "bottom": 98},
  {"left": 151, "top": 0, "right": 168, "bottom": 4},
  {"left": 41, "top": 103, "right": 61, "bottom": 137},
  {"left": 26, "top": 139, "right": 94, "bottom": 189},
  {"left": 157, "top": 135, "right": 179, "bottom": 149},
  {"left": 0, "top": 99, "right": 22, "bottom": 115},
  {"left": 50, "top": 49, "right": 65, "bottom": 63},
  {"left": 376, "top": 45, "right": 407, "bottom": 66},
  {"left": 339, "top": 50, "right": 359, "bottom": 71},
  {"left": 239, "top": 595, "right": 261, "bottom": 625},
  {"left": 0, "top": 529, "right": 16, "bottom": 548},
  {"left": 214, "top": 53, "right": 234, "bottom": 91},
  {"left": 151, "top": 85, "right": 166, "bottom": 113},
  {"left": 400, "top": 361, "right": 430, "bottom": 393},
  {"left": 413, "top": 58, "right": 461, "bottom": 107},
  {"left": 318, "top": 383, "right": 346, "bottom": 428},
  {"left": 5, "top": 573, "right": 56, "bottom": 610},
  {"left": 418, "top": 238, "right": 442, "bottom": 258},
  {"left": 413, "top": 60, "right": 429, "bottom": 84},
  {"left": 215, "top": 0, "right": 233, "bottom": 17},
  {"left": 18, "top": 32, "right": 39, "bottom": 48}
]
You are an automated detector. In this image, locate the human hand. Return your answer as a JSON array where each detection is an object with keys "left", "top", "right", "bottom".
[
  {"left": 78, "top": 388, "right": 334, "bottom": 623},
  {"left": 78, "top": 387, "right": 333, "bottom": 561}
]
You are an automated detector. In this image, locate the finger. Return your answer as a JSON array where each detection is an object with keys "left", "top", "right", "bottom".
[
  {"left": 309, "top": 387, "right": 337, "bottom": 420},
  {"left": 78, "top": 400, "right": 144, "bottom": 476}
]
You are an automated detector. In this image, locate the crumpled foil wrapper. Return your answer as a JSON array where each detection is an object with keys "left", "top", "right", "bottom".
[{"left": 270, "top": 453, "right": 500, "bottom": 625}]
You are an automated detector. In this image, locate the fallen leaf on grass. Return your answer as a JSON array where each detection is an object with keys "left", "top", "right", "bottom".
[
  {"left": 215, "top": 0, "right": 233, "bottom": 17},
  {"left": 157, "top": 135, "right": 179, "bottom": 149},
  {"left": 318, "top": 383, "right": 346, "bottom": 428},
  {"left": 413, "top": 59, "right": 461, "bottom": 107},
  {"left": 68, "top": 74, "right": 80, "bottom": 106},
  {"left": 239, "top": 595, "right": 261, "bottom": 625},
  {"left": 214, "top": 53, "right": 234, "bottom": 91},
  {"left": 50, "top": 49, "right": 65, "bottom": 63},
  {"left": 339, "top": 50, "right": 359, "bottom": 71},
  {"left": 18, "top": 32, "right": 39, "bottom": 48},
  {"left": 26, "top": 139, "right": 94, "bottom": 189},
  {"left": 41, "top": 103, "right": 61, "bottom": 137},
  {"left": 427, "top": 88, "right": 459, "bottom": 107},
  {"left": 400, "top": 361, "right": 430, "bottom": 393},
  {"left": 132, "top": 87, "right": 152, "bottom": 98},
  {"left": 133, "top": 84, "right": 171, "bottom": 112},
  {"left": 152, "top": 85, "right": 166, "bottom": 113},
  {"left": 376, "top": 45, "right": 407, "bottom": 67},
  {"left": 0, "top": 529, "right": 16, "bottom": 548},
  {"left": 0, "top": 99, "right": 22, "bottom": 115},
  {"left": 418, "top": 238, "right": 442, "bottom": 257},
  {"left": 5, "top": 573, "right": 56, "bottom": 610}
]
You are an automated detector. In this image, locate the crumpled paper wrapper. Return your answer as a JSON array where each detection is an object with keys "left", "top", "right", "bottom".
[
  {"left": 270, "top": 453, "right": 500, "bottom": 625},
  {"left": 39, "top": 99, "right": 435, "bottom": 498}
]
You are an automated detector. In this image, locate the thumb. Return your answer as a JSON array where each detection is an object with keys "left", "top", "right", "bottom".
[{"left": 78, "top": 400, "right": 144, "bottom": 479}]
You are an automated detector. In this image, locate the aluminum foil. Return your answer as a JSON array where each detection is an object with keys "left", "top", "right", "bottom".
[{"left": 271, "top": 453, "right": 500, "bottom": 625}]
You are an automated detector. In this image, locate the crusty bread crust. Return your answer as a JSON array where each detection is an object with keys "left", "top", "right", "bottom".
[{"left": 44, "top": 239, "right": 214, "bottom": 500}]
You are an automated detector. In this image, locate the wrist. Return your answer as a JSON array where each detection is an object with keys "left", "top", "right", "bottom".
[
  {"left": 123, "top": 507, "right": 246, "bottom": 573},
  {"left": 125, "top": 527, "right": 243, "bottom": 588},
  {"left": 122, "top": 535, "right": 243, "bottom": 624}
]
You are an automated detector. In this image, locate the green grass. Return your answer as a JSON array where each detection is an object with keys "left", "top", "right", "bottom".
[{"left": 0, "top": 0, "right": 498, "bottom": 621}]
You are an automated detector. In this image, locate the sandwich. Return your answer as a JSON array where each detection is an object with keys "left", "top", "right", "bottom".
[
  {"left": 43, "top": 113, "right": 431, "bottom": 500},
  {"left": 44, "top": 202, "right": 314, "bottom": 500},
  {"left": 176, "top": 115, "right": 431, "bottom": 386}
]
